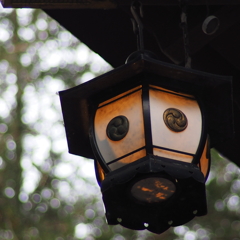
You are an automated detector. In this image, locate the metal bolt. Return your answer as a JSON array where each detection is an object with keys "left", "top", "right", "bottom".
[
  {"left": 117, "top": 218, "right": 122, "bottom": 223},
  {"left": 193, "top": 210, "right": 198, "bottom": 215},
  {"left": 168, "top": 220, "right": 173, "bottom": 225}
]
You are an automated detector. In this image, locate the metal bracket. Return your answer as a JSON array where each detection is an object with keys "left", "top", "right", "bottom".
[{"left": 131, "top": 1, "right": 145, "bottom": 51}]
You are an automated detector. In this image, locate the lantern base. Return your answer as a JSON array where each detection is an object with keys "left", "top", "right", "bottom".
[{"left": 101, "top": 155, "right": 207, "bottom": 234}]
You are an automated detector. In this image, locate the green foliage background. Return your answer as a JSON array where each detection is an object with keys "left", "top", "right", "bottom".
[{"left": 0, "top": 6, "right": 240, "bottom": 240}]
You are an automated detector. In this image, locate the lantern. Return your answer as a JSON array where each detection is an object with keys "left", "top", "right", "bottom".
[{"left": 59, "top": 52, "right": 233, "bottom": 234}]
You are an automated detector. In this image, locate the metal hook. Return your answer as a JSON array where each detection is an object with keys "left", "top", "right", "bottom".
[
  {"left": 131, "top": 1, "right": 144, "bottom": 51},
  {"left": 179, "top": 0, "right": 191, "bottom": 68}
]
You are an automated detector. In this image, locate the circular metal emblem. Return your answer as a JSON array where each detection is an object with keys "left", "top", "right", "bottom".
[
  {"left": 163, "top": 108, "right": 188, "bottom": 132},
  {"left": 106, "top": 115, "right": 129, "bottom": 141}
]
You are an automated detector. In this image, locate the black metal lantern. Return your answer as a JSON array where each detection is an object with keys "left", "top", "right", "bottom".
[{"left": 59, "top": 52, "right": 233, "bottom": 234}]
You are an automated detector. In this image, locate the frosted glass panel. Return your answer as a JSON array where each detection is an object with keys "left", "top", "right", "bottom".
[
  {"left": 153, "top": 148, "right": 193, "bottom": 163},
  {"left": 150, "top": 86, "right": 202, "bottom": 161},
  {"left": 94, "top": 88, "right": 145, "bottom": 164},
  {"left": 199, "top": 138, "right": 210, "bottom": 179},
  {"left": 108, "top": 149, "right": 146, "bottom": 171}
]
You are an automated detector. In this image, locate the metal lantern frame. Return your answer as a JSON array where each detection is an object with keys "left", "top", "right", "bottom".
[
  {"left": 59, "top": 52, "right": 233, "bottom": 233},
  {"left": 89, "top": 71, "right": 208, "bottom": 174}
]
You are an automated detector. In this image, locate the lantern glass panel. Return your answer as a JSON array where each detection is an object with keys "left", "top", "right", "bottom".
[
  {"left": 153, "top": 148, "right": 193, "bottom": 162},
  {"left": 94, "top": 86, "right": 146, "bottom": 170},
  {"left": 149, "top": 86, "right": 202, "bottom": 163},
  {"left": 131, "top": 177, "right": 176, "bottom": 203},
  {"left": 96, "top": 161, "right": 105, "bottom": 182},
  {"left": 108, "top": 149, "right": 146, "bottom": 170},
  {"left": 199, "top": 138, "right": 210, "bottom": 178}
]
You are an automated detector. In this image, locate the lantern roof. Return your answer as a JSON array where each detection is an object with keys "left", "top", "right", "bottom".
[{"left": 59, "top": 53, "right": 233, "bottom": 159}]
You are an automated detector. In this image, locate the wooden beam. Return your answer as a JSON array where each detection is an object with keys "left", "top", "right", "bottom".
[
  {"left": 118, "top": 0, "right": 240, "bottom": 6},
  {"left": 2, "top": 0, "right": 240, "bottom": 9},
  {"left": 209, "top": 23, "right": 240, "bottom": 71},
  {"left": 0, "top": 0, "right": 116, "bottom": 9}
]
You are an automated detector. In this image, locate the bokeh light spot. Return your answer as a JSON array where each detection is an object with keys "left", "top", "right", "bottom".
[
  {"left": 75, "top": 223, "right": 89, "bottom": 239},
  {"left": 50, "top": 198, "right": 60, "bottom": 209},
  {"left": 4, "top": 187, "right": 15, "bottom": 198}
]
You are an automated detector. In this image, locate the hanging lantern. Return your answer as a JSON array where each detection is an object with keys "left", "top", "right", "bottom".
[{"left": 59, "top": 52, "right": 233, "bottom": 234}]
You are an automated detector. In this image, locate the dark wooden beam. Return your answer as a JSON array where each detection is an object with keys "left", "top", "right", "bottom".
[
  {"left": 118, "top": 0, "right": 240, "bottom": 6},
  {"left": 209, "top": 23, "right": 240, "bottom": 71},
  {"left": 0, "top": 0, "right": 116, "bottom": 9},
  {"left": 2, "top": 0, "right": 240, "bottom": 9}
]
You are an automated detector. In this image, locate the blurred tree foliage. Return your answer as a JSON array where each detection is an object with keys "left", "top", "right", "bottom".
[{"left": 0, "top": 6, "right": 240, "bottom": 240}]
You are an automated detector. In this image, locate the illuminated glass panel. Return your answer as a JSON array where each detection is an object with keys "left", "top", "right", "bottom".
[
  {"left": 96, "top": 161, "right": 105, "bottom": 182},
  {"left": 153, "top": 148, "right": 193, "bottom": 163},
  {"left": 131, "top": 177, "right": 176, "bottom": 203},
  {"left": 149, "top": 86, "right": 202, "bottom": 163},
  {"left": 107, "top": 149, "right": 146, "bottom": 171},
  {"left": 199, "top": 138, "right": 210, "bottom": 179},
  {"left": 94, "top": 86, "right": 146, "bottom": 169}
]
